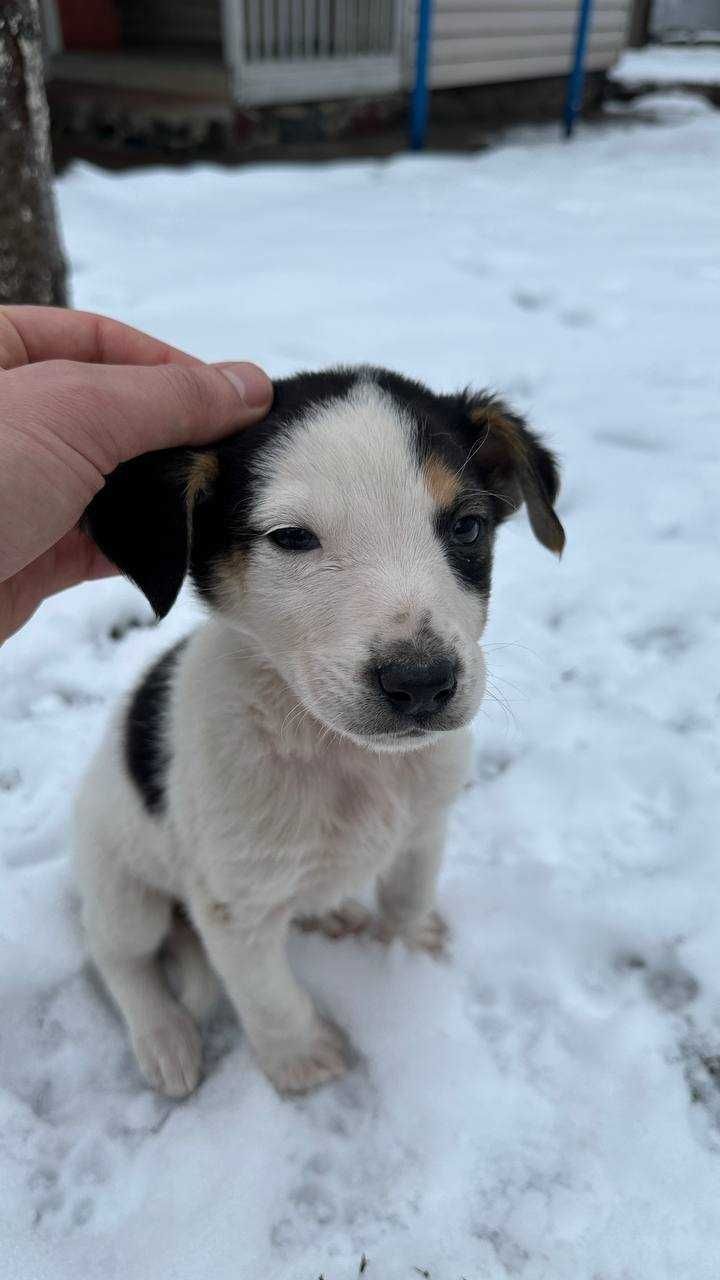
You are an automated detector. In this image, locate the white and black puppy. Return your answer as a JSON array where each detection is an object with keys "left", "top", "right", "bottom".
[{"left": 75, "top": 367, "right": 564, "bottom": 1098}]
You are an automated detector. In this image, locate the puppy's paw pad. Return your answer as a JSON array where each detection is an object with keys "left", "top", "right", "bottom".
[
  {"left": 297, "top": 900, "right": 373, "bottom": 940},
  {"left": 133, "top": 1007, "right": 202, "bottom": 1098},
  {"left": 260, "top": 1021, "right": 352, "bottom": 1096}
]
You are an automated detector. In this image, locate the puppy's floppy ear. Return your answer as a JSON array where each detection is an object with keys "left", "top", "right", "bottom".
[
  {"left": 84, "top": 448, "right": 219, "bottom": 618},
  {"left": 466, "top": 395, "right": 565, "bottom": 555}
]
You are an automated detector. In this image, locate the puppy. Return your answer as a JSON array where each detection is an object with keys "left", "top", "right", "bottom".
[{"left": 74, "top": 367, "right": 564, "bottom": 1097}]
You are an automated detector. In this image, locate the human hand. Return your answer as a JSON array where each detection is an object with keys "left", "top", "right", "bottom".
[{"left": 0, "top": 306, "right": 272, "bottom": 643}]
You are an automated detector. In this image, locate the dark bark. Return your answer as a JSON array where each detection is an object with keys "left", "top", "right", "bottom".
[{"left": 0, "top": 0, "right": 68, "bottom": 306}]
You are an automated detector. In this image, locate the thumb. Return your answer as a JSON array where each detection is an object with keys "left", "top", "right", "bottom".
[
  {"left": 109, "top": 359, "right": 273, "bottom": 464},
  {"left": 11, "top": 357, "right": 273, "bottom": 474}
]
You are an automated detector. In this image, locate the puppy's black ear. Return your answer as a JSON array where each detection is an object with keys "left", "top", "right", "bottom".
[
  {"left": 84, "top": 449, "right": 219, "bottom": 618},
  {"left": 465, "top": 395, "right": 565, "bottom": 555}
]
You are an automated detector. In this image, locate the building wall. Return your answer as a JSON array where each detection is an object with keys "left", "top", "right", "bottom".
[
  {"left": 45, "top": 0, "right": 634, "bottom": 105},
  {"left": 406, "top": 0, "right": 631, "bottom": 88}
]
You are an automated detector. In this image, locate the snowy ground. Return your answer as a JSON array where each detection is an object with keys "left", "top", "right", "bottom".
[
  {"left": 613, "top": 44, "right": 720, "bottom": 88},
  {"left": 2, "top": 92, "right": 720, "bottom": 1280}
]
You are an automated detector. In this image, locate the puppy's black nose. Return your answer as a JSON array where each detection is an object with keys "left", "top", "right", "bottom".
[{"left": 377, "top": 657, "right": 457, "bottom": 718}]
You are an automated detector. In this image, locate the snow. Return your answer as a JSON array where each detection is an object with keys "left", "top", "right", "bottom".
[
  {"left": 613, "top": 44, "right": 720, "bottom": 87},
  {"left": 2, "top": 94, "right": 720, "bottom": 1279}
]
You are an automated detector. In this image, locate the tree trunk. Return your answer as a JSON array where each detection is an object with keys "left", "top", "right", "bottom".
[{"left": 0, "top": 0, "right": 68, "bottom": 306}]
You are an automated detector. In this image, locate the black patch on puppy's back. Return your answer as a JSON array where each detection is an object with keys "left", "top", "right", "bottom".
[{"left": 125, "top": 638, "right": 188, "bottom": 814}]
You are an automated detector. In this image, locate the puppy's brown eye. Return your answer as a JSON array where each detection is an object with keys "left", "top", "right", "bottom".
[
  {"left": 267, "top": 527, "right": 320, "bottom": 552},
  {"left": 450, "top": 515, "right": 483, "bottom": 546}
]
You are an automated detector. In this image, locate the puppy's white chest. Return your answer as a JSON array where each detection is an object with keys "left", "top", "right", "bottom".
[{"left": 290, "top": 761, "right": 410, "bottom": 910}]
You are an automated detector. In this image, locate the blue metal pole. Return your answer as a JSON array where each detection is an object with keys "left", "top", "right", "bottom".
[
  {"left": 410, "top": 0, "right": 434, "bottom": 151},
  {"left": 563, "top": 0, "right": 594, "bottom": 138}
]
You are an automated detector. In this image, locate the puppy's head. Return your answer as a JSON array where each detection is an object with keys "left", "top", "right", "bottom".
[{"left": 86, "top": 368, "right": 564, "bottom": 752}]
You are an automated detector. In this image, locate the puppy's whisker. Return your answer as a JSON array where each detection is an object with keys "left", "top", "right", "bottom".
[
  {"left": 485, "top": 669, "right": 529, "bottom": 701},
  {"left": 318, "top": 720, "right": 342, "bottom": 750},
  {"left": 291, "top": 709, "right": 312, "bottom": 739},
  {"left": 483, "top": 685, "right": 518, "bottom": 732},
  {"left": 482, "top": 641, "right": 530, "bottom": 653},
  {"left": 280, "top": 702, "right": 310, "bottom": 743},
  {"left": 485, "top": 677, "right": 517, "bottom": 709},
  {"left": 478, "top": 486, "right": 516, "bottom": 511},
  {"left": 455, "top": 422, "right": 490, "bottom": 479},
  {"left": 279, "top": 698, "right": 309, "bottom": 734},
  {"left": 485, "top": 639, "right": 544, "bottom": 661},
  {"left": 205, "top": 648, "right": 255, "bottom": 666}
]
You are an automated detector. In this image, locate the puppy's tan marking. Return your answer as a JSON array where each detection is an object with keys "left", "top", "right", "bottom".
[
  {"left": 209, "top": 900, "right": 233, "bottom": 926},
  {"left": 422, "top": 455, "right": 460, "bottom": 508},
  {"left": 184, "top": 452, "right": 219, "bottom": 505},
  {"left": 209, "top": 548, "right": 249, "bottom": 608},
  {"left": 470, "top": 404, "right": 527, "bottom": 461}
]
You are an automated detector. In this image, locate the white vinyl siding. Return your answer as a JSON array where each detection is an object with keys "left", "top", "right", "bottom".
[{"left": 406, "top": 0, "right": 630, "bottom": 89}]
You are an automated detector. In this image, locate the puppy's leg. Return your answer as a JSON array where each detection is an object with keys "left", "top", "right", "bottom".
[
  {"left": 164, "top": 912, "right": 222, "bottom": 1022},
  {"left": 80, "top": 862, "right": 202, "bottom": 1097},
  {"left": 191, "top": 891, "right": 352, "bottom": 1095},
  {"left": 376, "top": 816, "right": 449, "bottom": 957}
]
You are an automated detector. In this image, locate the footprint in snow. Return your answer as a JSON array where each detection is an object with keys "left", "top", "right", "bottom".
[
  {"left": 512, "top": 289, "right": 550, "bottom": 311},
  {"left": 594, "top": 427, "right": 665, "bottom": 453},
  {"left": 616, "top": 953, "right": 699, "bottom": 1012},
  {"left": 559, "top": 306, "right": 595, "bottom": 327},
  {"left": 645, "top": 965, "right": 699, "bottom": 1012},
  {"left": 626, "top": 623, "right": 692, "bottom": 657}
]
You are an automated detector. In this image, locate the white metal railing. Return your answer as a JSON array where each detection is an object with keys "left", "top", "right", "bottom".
[
  {"left": 226, "top": 0, "right": 404, "bottom": 104},
  {"left": 242, "top": 0, "right": 397, "bottom": 60}
]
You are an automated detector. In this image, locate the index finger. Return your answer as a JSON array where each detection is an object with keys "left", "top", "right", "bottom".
[{"left": 0, "top": 305, "right": 202, "bottom": 371}]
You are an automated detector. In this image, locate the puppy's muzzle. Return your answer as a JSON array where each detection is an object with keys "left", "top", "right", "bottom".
[{"left": 376, "top": 656, "right": 458, "bottom": 719}]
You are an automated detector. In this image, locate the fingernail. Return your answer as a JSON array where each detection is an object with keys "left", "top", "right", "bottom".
[{"left": 216, "top": 361, "right": 272, "bottom": 409}]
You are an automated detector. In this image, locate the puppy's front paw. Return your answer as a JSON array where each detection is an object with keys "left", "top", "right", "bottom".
[
  {"left": 255, "top": 1019, "right": 353, "bottom": 1096},
  {"left": 377, "top": 910, "right": 449, "bottom": 958},
  {"left": 133, "top": 1005, "right": 202, "bottom": 1098},
  {"left": 296, "top": 899, "right": 373, "bottom": 940}
]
